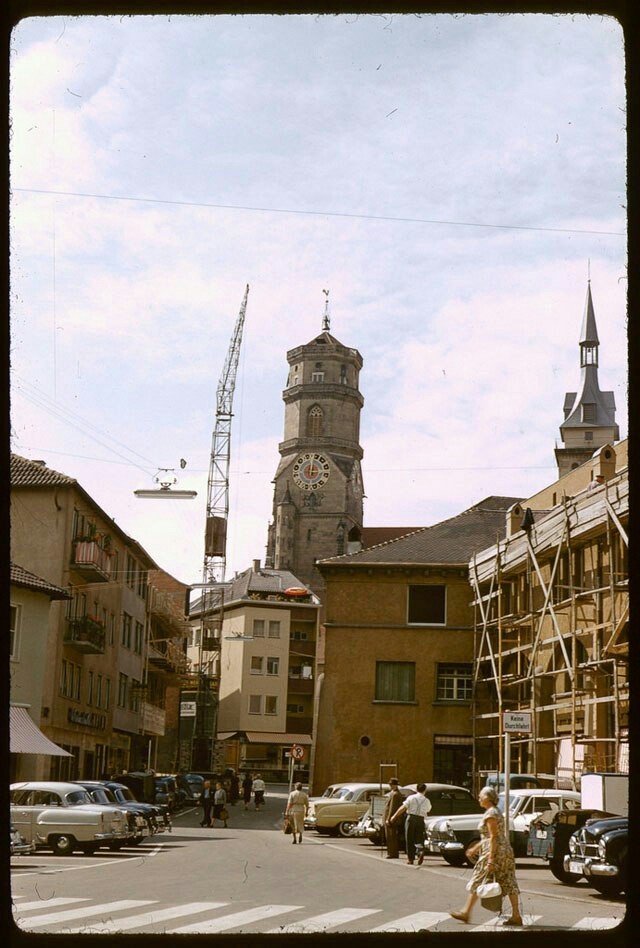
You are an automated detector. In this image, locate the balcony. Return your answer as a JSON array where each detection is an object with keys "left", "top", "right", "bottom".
[
  {"left": 71, "top": 540, "right": 113, "bottom": 582},
  {"left": 64, "top": 615, "right": 106, "bottom": 654},
  {"left": 287, "top": 677, "right": 314, "bottom": 695},
  {"left": 288, "top": 639, "right": 316, "bottom": 657},
  {"left": 148, "top": 638, "right": 189, "bottom": 675}
]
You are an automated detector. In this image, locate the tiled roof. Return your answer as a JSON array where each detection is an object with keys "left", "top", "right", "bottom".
[
  {"left": 11, "top": 454, "right": 77, "bottom": 487},
  {"left": 361, "top": 527, "right": 421, "bottom": 548},
  {"left": 319, "top": 496, "right": 523, "bottom": 567},
  {"left": 10, "top": 563, "right": 71, "bottom": 599},
  {"left": 230, "top": 567, "right": 313, "bottom": 600}
]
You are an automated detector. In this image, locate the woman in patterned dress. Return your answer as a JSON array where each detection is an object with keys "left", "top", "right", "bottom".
[{"left": 450, "top": 786, "right": 523, "bottom": 926}]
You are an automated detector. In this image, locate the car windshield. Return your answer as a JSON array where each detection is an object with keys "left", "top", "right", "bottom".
[
  {"left": 321, "top": 786, "right": 339, "bottom": 797},
  {"left": 66, "top": 790, "right": 92, "bottom": 805},
  {"left": 114, "top": 787, "right": 137, "bottom": 802},
  {"left": 87, "top": 788, "right": 111, "bottom": 804}
]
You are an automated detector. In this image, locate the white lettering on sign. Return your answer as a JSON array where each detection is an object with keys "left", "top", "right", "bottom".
[{"left": 503, "top": 711, "right": 532, "bottom": 733}]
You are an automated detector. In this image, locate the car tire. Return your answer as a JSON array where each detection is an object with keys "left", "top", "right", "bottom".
[
  {"left": 442, "top": 852, "right": 466, "bottom": 867},
  {"left": 129, "top": 837, "right": 144, "bottom": 846},
  {"left": 549, "top": 857, "right": 582, "bottom": 885},
  {"left": 50, "top": 834, "right": 77, "bottom": 856},
  {"left": 337, "top": 821, "right": 357, "bottom": 838},
  {"left": 589, "top": 875, "right": 624, "bottom": 898},
  {"left": 79, "top": 842, "right": 100, "bottom": 855},
  {"left": 108, "top": 840, "right": 126, "bottom": 851}
]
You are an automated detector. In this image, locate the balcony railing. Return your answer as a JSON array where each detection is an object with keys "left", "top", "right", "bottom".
[
  {"left": 287, "top": 677, "right": 314, "bottom": 695},
  {"left": 71, "top": 540, "right": 113, "bottom": 582},
  {"left": 64, "top": 615, "right": 106, "bottom": 654}
]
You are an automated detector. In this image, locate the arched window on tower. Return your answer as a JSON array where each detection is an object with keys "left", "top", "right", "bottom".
[{"left": 307, "top": 404, "right": 324, "bottom": 438}]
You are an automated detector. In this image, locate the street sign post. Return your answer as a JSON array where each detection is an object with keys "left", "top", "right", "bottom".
[
  {"left": 502, "top": 712, "right": 533, "bottom": 833},
  {"left": 291, "top": 744, "right": 304, "bottom": 760}
]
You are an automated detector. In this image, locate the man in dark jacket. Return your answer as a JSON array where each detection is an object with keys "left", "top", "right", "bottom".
[
  {"left": 383, "top": 778, "right": 405, "bottom": 858},
  {"left": 200, "top": 780, "right": 214, "bottom": 826}
]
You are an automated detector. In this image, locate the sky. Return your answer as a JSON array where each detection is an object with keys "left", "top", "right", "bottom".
[{"left": 9, "top": 13, "right": 627, "bottom": 588}]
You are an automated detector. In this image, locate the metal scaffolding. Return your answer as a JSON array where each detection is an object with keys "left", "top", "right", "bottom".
[{"left": 469, "top": 468, "right": 628, "bottom": 790}]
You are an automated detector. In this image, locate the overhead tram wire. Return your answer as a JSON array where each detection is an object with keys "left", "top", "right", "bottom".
[{"left": 13, "top": 187, "right": 625, "bottom": 238}]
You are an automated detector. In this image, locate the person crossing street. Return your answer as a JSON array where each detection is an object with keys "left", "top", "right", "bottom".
[{"left": 390, "top": 783, "right": 431, "bottom": 865}]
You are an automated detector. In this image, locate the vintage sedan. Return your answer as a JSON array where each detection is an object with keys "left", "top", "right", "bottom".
[
  {"left": 565, "top": 815, "right": 628, "bottom": 896},
  {"left": 356, "top": 784, "right": 482, "bottom": 846},
  {"left": 305, "top": 783, "right": 390, "bottom": 837},
  {"left": 10, "top": 781, "right": 128, "bottom": 856},
  {"left": 101, "top": 780, "right": 171, "bottom": 833},
  {"left": 72, "top": 781, "right": 150, "bottom": 848},
  {"left": 427, "top": 788, "right": 581, "bottom": 866},
  {"left": 10, "top": 823, "right": 35, "bottom": 856}
]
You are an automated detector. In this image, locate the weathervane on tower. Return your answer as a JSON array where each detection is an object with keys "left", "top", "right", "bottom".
[{"left": 322, "top": 289, "right": 330, "bottom": 331}]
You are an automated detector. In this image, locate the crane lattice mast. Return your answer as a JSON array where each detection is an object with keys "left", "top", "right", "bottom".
[{"left": 202, "top": 284, "right": 249, "bottom": 589}]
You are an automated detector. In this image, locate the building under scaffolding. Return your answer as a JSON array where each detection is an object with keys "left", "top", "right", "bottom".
[{"left": 469, "top": 441, "right": 628, "bottom": 790}]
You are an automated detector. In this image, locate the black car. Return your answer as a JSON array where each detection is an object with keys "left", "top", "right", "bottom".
[
  {"left": 71, "top": 781, "right": 149, "bottom": 849},
  {"left": 527, "top": 807, "right": 609, "bottom": 884},
  {"left": 101, "top": 780, "right": 172, "bottom": 834},
  {"left": 564, "top": 815, "right": 628, "bottom": 896}
]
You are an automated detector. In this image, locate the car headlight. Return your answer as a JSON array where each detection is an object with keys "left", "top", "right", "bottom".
[
  {"left": 568, "top": 835, "right": 578, "bottom": 854},
  {"left": 598, "top": 839, "right": 607, "bottom": 860},
  {"left": 437, "top": 820, "right": 451, "bottom": 833}
]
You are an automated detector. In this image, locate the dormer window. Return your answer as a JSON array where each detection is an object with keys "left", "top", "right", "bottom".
[{"left": 582, "top": 403, "right": 596, "bottom": 424}]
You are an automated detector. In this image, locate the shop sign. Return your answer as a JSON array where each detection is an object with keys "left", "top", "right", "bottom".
[{"left": 67, "top": 708, "right": 106, "bottom": 730}]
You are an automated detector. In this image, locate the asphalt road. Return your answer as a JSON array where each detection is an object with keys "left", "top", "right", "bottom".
[{"left": 10, "top": 786, "right": 627, "bottom": 935}]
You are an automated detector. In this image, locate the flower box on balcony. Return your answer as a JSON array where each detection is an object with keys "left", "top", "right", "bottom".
[{"left": 72, "top": 541, "right": 113, "bottom": 581}]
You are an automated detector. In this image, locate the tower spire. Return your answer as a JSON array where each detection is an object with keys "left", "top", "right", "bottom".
[{"left": 322, "top": 289, "right": 330, "bottom": 332}]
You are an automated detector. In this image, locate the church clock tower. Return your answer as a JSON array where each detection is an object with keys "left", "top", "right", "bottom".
[{"left": 266, "top": 296, "right": 364, "bottom": 598}]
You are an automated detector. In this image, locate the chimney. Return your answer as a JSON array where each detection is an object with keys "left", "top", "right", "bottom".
[
  {"left": 505, "top": 503, "right": 524, "bottom": 538},
  {"left": 253, "top": 559, "right": 261, "bottom": 572}
]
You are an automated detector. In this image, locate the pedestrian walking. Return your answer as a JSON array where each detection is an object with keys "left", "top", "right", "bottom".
[
  {"left": 449, "top": 785, "right": 523, "bottom": 926},
  {"left": 253, "top": 774, "right": 266, "bottom": 810},
  {"left": 286, "top": 782, "right": 309, "bottom": 845},
  {"left": 242, "top": 773, "right": 253, "bottom": 810},
  {"left": 211, "top": 781, "right": 228, "bottom": 828},
  {"left": 229, "top": 772, "right": 240, "bottom": 806},
  {"left": 390, "top": 782, "right": 431, "bottom": 865},
  {"left": 382, "top": 778, "right": 404, "bottom": 859},
  {"left": 200, "top": 779, "right": 213, "bottom": 827}
]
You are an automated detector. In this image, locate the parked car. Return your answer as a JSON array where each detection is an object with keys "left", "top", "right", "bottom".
[
  {"left": 357, "top": 784, "right": 483, "bottom": 847},
  {"left": 479, "top": 772, "right": 549, "bottom": 791},
  {"left": 565, "top": 815, "right": 628, "bottom": 896},
  {"left": 10, "top": 823, "right": 35, "bottom": 856},
  {"left": 177, "top": 772, "right": 204, "bottom": 802},
  {"left": 72, "top": 781, "right": 150, "bottom": 848},
  {"left": 305, "top": 783, "right": 390, "bottom": 837},
  {"left": 100, "top": 780, "right": 171, "bottom": 833},
  {"left": 154, "top": 775, "right": 178, "bottom": 811},
  {"left": 427, "top": 788, "right": 582, "bottom": 866},
  {"left": 10, "top": 781, "right": 128, "bottom": 856},
  {"left": 526, "top": 807, "right": 608, "bottom": 884}
]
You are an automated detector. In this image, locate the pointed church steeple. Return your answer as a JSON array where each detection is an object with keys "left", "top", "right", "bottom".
[{"left": 555, "top": 281, "right": 619, "bottom": 477}]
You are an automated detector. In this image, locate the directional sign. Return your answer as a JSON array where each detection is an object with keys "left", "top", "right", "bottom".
[
  {"left": 503, "top": 711, "right": 532, "bottom": 733},
  {"left": 291, "top": 744, "right": 304, "bottom": 760}
]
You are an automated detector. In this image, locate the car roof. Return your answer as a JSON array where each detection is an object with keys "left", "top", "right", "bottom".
[
  {"left": 506, "top": 788, "right": 580, "bottom": 797},
  {"left": 401, "top": 783, "right": 472, "bottom": 793},
  {"left": 10, "top": 781, "right": 90, "bottom": 793}
]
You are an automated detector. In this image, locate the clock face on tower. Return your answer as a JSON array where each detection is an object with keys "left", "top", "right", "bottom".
[{"left": 292, "top": 452, "right": 331, "bottom": 491}]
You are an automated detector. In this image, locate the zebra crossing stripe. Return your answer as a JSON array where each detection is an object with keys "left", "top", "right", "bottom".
[
  {"left": 167, "top": 904, "right": 302, "bottom": 934},
  {"left": 370, "top": 911, "right": 451, "bottom": 932},
  {"left": 571, "top": 917, "right": 622, "bottom": 930},
  {"left": 14, "top": 897, "right": 89, "bottom": 913},
  {"left": 61, "top": 902, "right": 229, "bottom": 933},
  {"left": 266, "top": 907, "right": 381, "bottom": 933},
  {"left": 17, "top": 900, "right": 153, "bottom": 929},
  {"left": 471, "top": 914, "right": 542, "bottom": 931}
]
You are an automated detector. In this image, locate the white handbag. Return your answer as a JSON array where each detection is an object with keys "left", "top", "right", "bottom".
[{"left": 476, "top": 878, "right": 502, "bottom": 899}]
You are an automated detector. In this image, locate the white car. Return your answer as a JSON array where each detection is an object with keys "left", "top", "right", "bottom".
[
  {"left": 426, "top": 788, "right": 582, "bottom": 866},
  {"left": 305, "top": 783, "right": 392, "bottom": 837},
  {"left": 10, "top": 781, "right": 128, "bottom": 856}
]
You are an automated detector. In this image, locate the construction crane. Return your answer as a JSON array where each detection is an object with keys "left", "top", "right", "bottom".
[
  {"left": 186, "top": 285, "right": 249, "bottom": 772},
  {"left": 202, "top": 283, "right": 250, "bottom": 588}
]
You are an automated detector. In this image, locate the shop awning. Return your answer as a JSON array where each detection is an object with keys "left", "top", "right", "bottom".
[
  {"left": 10, "top": 706, "right": 72, "bottom": 756},
  {"left": 216, "top": 731, "right": 242, "bottom": 741},
  {"left": 244, "top": 731, "right": 313, "bottom": 746}
]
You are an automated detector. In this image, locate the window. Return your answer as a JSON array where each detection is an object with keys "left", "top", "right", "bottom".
[
  {"left": 375, "top": 661, "right": 415, "bottom": 702},
  {"left": 10, "top": 604, "right": 21, "bottom": 660},
  {"left": 130, "top": 679, "right": 141, "bottom": 712},
  {"left": 134, "top": 621, "right": 144, "bottom": 655},
  {"left": 267, "top": 657, "right": 279, "bottom": 675},
  {"left": 95, "top": 675, "right": 103, "bottom": 709},
  {"left": 104, "top": 678, "right": 111, "bottom": 710},
  {"left": 60, "top": 660, "right": 82, "bottom": 699},
  {"left": 265, "top": 696, "right": 278, "bottom": 715},
  {"left": 137, "top": 568, "right": 147, "bottom": 599},
  {"left": 87, "top": 671, "right": 94, "bottom": 705},
  {"left": 118, "top": 673, "right": 129, "bottom": 708},
  {"left": 585, "top": 431, "right": 594, "bottom": 441},
  {"left": 126, "top": 553, "right": 136, "bottom": 588},
  {"left": 436, "top": 664, "right": 472, "bottom": 701},
  {"left": 268, "top": 621, "right": 281, "bottom": 639},
  {"left": 408, "top": 585, "right": 446, "bottom": 625},
  {"left": 307, "top": 404, "right": 323, "bottom": 438},
  {"left": 253, "top": 619, "right": 265, "bottom": 637},
  {"left": 311, "top": 371, "right": 325, "bottom": 382},
  {"left": 340, "top": 364, "right": 348, "bottom": 384},
  {"left": 251, "top": 656, "right": 264, "bottom": 674},
  {"left": 287, "top": 703, "right": 305, "bottom": 714},
  {"left": 121, "top": 613, "right": 132, "bottom": 648},
  {"left": 582, "top": 403, "right": 596, "bottom": 423},
  {"left": 249, "top": 694, "right": 262, "bottom": 714},
  {"left": 109, "top": 613, "right": 115, "bottom": 646},
  {"left": 291, "top": 630, "right": 308, "bottom": 641}
]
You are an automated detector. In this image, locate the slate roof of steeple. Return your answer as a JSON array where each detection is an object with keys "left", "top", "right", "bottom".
[{"left": 580, "top": 282, "right": 600, "bottom": 346}]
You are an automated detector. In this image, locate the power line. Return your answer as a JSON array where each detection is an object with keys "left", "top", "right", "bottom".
[{"left": 13, "top": 187, "right": 625, "bottom": 237}]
